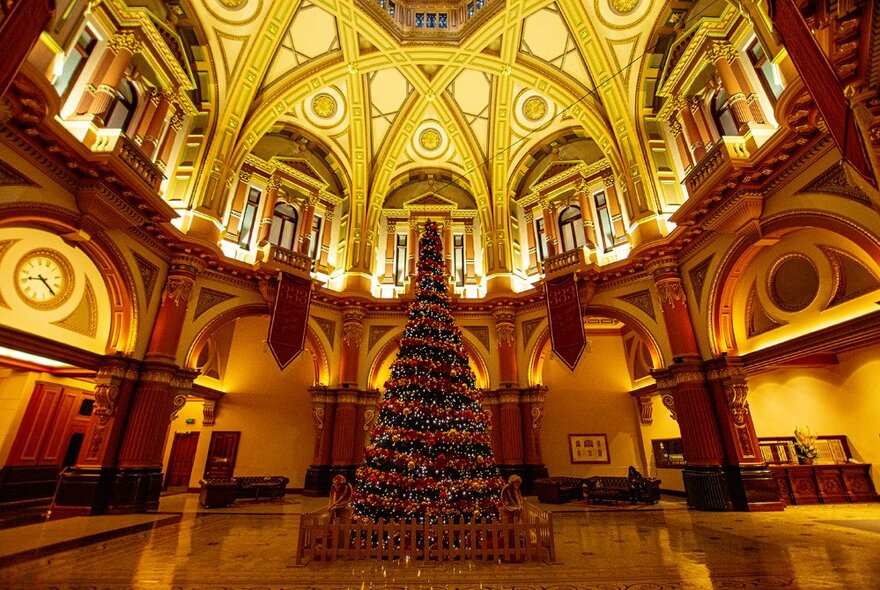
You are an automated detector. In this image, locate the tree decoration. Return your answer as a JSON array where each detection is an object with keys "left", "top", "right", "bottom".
[{"left": 352, "top": 219, "right": 503, "bottom": 524}]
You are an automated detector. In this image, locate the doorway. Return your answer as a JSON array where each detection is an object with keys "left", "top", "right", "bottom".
[
  {"left": 203, "top": 431, "right": 240, "bottom": 480},
  {"left": 164, "top": 432, "right": 200, "bottom": 490}
]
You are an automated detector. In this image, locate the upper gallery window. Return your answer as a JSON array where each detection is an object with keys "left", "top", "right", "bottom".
[
  {"left": 105, "top": 79, "right": 138, "bottom": 132},
  {"left": 54, "top": 28, "right": 97, "bottom": 98},
  {"left": 238, "top": 188, "right": 262, "bottom": 249},
  {"left": 269, "top": 202, "right": 299, "bottom": 251},
  {"left": 558, "top": 206, "right": 585, "bottom": 253}
]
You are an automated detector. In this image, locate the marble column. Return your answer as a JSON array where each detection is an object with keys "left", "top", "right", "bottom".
[
  {"left": 383, "top": 220, "right": 397, "bottom": 283},
  {"left": 155, "top": 111, "right": 183, "bottom": 172},
  {"left": 540, "top": 199, "right": 560, "bottom": 257},
  {"left": 0, "top": 0, "right": 54, "bottom": 98},
  {"left": 575, "top": 183, "right": 597, "bottom": 251},
  {"left": 708, "top": 41, "right": 755, "bottom": 134},
  {"left": 338, "top": 306, "right": 365, "bottom": 387},
  {"left": 523, "top": 208, "right": 539, "bottom": 273},
  {"left": 298, "top": 194, "right": 317, "bottom": 256},
  {"left": 318, "top": 207, "right": 334, "bottom": 270},
  {"left": 304, "top": 386, "right": 336, "bottom": 496},
  {"left": 225, "top": 170, "right": 252, "bottom": 237},
  {"left": 84, "top": 32, "right": 140, "bottom": 126},
  {"left": 519, "top": 386, "right": 549, "bottom": 488},
  {"left": 140, "top": 92, "right": 172, "bottom": 159},
  {"left": 256, "top": 175, "right": 282, "bottom": 247},
  {"left": 463, "top": 219, "right": 476, "bottom": 283}
]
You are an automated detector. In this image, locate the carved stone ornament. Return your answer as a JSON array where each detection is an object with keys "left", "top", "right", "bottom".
[
  {"left": 107, "top": 31, "right": 143, "bottom": 54},
  {"left": 170, "top": 393, "right": 187, "bottom": 421},
  {"left": 485, "top": 408, "right": 493, "bottom": 431},
  {"left": 203, "top": 400, "right": 217, "bottom": 425},
  {"left": 162, "top": 277, "right": 193, "bottom": 307},
  {"left": 363, "top": 409, "right": 377, "bottom": 432},
  {"left": 725, "top": 382, "right": 750, "bottom": 427},
  {"left": 657, "top": 279, "right": 686, "bottom": 309},
  {"left": 530, "top": 406, "right": 544, "bottom": 431},
  {"left": 661, "top": 394, "right": 677, "bottom": 421},
  {"left": 639, "top": 395, "right": 653, "bottom": 425},
  {"left": 312, "top": 406, "right": 325, "bottom": 430},
  {"left": 496, "top": 323, "right": 516, "bottom": 347},
  {"left": 707, "top": 41, "right": 737, "bottom": 63},
  {"left": 342, "top": 321, "right": 363, "bottom": 347}
]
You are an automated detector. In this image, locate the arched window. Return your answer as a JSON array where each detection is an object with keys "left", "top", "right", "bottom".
[
  {"left": 558, "top": 206, "right": 585, "bottom": 252},
  {"left": 269, "top": 203, "right": 298, "bottom": 251},
  {"left": 711, "top": 88, "right": 738, "bottom": 137},
  {"left": 106, "top": 80, "right": 138, "bottom": 132}
]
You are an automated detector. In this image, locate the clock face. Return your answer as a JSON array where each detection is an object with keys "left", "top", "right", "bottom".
[{"left": 14, "top": 249, "right": 74, "bottom": 309}]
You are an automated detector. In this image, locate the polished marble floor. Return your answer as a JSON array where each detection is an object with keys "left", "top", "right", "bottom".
[{"left": 1, "top": 493, "right": 879, "bottom": 589}]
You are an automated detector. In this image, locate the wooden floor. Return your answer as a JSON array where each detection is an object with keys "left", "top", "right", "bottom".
[{"left": 1, "top": 493, "right": 879, "bottom": 589}]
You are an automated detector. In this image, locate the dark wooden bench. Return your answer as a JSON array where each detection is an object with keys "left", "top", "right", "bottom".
[
  {"left": 582, "top": 469, "right": 660, "bottom": 505},
  {"left": 199, "top": 476, "right": 289, "bottom": 507},
  {"left": 532, "top": 477, "right": 584, "bottom": 504}
]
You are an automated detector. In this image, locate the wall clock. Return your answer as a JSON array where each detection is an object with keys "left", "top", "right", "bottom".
[{"left": 14, "top": 248, "right": 75, "bottom": 310}]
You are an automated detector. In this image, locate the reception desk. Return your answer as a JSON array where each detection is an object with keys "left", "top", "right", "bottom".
[{"left": 770, "top": 464, "right": 877, "bottom": 506}]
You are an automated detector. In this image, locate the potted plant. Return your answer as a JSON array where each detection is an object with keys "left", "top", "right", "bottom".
[{"left": 794, "top": 427, "right": 819, "bottom": 465}]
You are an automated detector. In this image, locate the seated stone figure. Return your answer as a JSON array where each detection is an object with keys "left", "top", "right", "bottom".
[
  {"left": 500, "top": 474, "right": 524, "bottom": 523},
  {"left": 327, "top": 475, "right": 353, "bottom": 523}
]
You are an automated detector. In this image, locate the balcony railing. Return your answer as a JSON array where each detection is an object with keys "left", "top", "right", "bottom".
[
  {"left": 91, "top": 129, "right": 164, "bottom": 191},
  {"left": 542, "top": 246, "right": 590, "bottom": 278},
  {"left": 260, "top": 244, "right": 313, "bottom": 278},
  {"left": 683, "top": 136, "right": 750, "bottom": 198}
]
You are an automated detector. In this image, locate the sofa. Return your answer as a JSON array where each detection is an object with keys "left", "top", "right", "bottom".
[
  {"left": 532, "top": 477, "right": 584, "bottom": 504},
  {"left": 582, "top": 469, "right": 660, "bottom": 505},
  {"left": 199, "top": 475, "right": 289, "bottom": 507}
]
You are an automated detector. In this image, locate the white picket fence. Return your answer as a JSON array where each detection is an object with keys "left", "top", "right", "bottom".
[{"left": 295, "top": 503, "right": 555, "bottom": 564}]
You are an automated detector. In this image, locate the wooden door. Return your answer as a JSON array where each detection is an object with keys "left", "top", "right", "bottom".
[
  {"left": 203, "top": 431, "right": 240, "bottom": 479},
  {"left": 164, "top": 432, "right": 200, "bottom": 489}
]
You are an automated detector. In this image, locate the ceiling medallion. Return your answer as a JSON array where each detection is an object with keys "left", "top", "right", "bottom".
[
  {"left": 419, "top": 129, "right": 442, "bottom": 151},
  {"left": 217, "top": 0, "right": 247, "bottom": 8},
  {"left": 312, "top": 93, "right": 337, "bottom": 119},
  {"left": 609, "top": 0, "right": 639, "bottom": 13},
  {"left": 523, "top": 97, "right": 548, "bottom": 122}
]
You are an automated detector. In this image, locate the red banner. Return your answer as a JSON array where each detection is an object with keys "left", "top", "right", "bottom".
[
  {"left": 772, "top": 0, "right": 875, "bottom": 186},
  {"left": 268, "top": 273, "right": 312, "bottom": 370},
  {"left": 545, "top": 274, "right": 585, "bottom": 371}
]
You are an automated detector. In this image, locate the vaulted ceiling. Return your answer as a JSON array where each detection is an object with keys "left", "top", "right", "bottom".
[{"left": 172, "top": 0, "right": 686, "bottom": 240}]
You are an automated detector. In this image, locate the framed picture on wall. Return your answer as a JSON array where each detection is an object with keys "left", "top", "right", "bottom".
[{"left": 569, "top": 433, "right": 611, "bottom": 464}]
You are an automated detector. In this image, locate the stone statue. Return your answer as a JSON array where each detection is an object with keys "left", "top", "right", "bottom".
[
  {"left": 500, "top": 474, "right": 524, "bottom": 523},
  {"left": 327, "top": 474, "right": 353, "bottom": 523}
]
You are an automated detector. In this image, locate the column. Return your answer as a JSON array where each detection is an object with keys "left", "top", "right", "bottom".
[
  {"left": 132, "top": 90, "right": 160, "bottom": 146},
  {"left": 383, "top": 220, "right": 397, "bottom": 283},
  {"left": 338, "top": 305, "right": 365, "bottom": 386},
  {"left": 353, "top": 390, "right": 380, "bottom": 465},
  {"left": 330, "top": 388, "right": 359, "bottom": 481},
  {"left": 304, "top": 386, "right": 336, "bottom": 495},
  {"left": 298, "top": 193, "right": 317, "bottom": 256},
  {"left": 52, "top": 355, "right": 140, "bottom": 516},
  {"left": 706, "top": 356, "right": 783, "bottom": 510},
  {"left": 155, "top": 111, "right": 183, "bottom": 172},
  {"left": 648, "top": 258, "right": 726, "bottom": 510},
  {"left": 225, "top": 170, "right": 251, "bottom": 237},
  {"left": 519, "top": 387, "right": 549, "bottom": 488},
  {"left": 540, "top": 199, "right": 560, "bottom": 257},
  {"left": 463, "top": 219, "right": 476, "bottom": 283},
  {"left": 443, "top": 220, "right": 453, "bottom": 277},
  {"left": 0, "top": 0, "right": 54, "bottom": 98},
  {"left": 481, "top": 390, "right": 503, "bottom": 463},
  {"left": 688, "top": 96, "right": 715, "bottom": 148},
  {"left": 318, "top": 207, "right": 334, "bottom": 270},
  {"left": 708, "top": 41, "right": 755, "bottom": 133},
  {"left": 84, "top": 32, "right": 141, "bottom": 126},
  {"left": 669, "top": 119, "right": 695, "bottom": 171},
  {"left": 523, "top": 209, "right": 539, "bottom": 273},
  {"left": 493, "top": 307, "right": 518, "bottom": 386},
  {"left": 678, "top": 97, "right": 707, "bottom": 161},
  {"left": 111, "top": 256, "right": 202, "bottom": 512},
  {"left": 140, "top": 92, "right": 172, "bottom": 158},
  {"left": 407, "top": 218, "right": 419, "bottom": 281},
  {"left": 498, "top": 389, "right": 523, "bottom": 468},
  {"left": 604, "top": 177, "right": 627, "bottom": 244},
  {"left": 256, "top": 175, "right": 282, "bottom": 246},
  {"left": 575, "top": 183, "right": 597, "bottom": 251}
]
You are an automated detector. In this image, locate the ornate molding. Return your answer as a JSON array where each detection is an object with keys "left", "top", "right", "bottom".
[
  {"left": 638, "top": 395, "right": 653, "bottom": 425},
  {"left": 162, "top": 277, "right": 193, "bottom": 307},
  {"left": 661, "top": 393, "right": 677, "bottom": 421},
  {"left": 203, "top": 399, "right": 217, "bottom": 426}
]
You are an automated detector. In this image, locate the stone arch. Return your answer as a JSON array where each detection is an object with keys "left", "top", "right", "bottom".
[
  {"left": 367, "top": 329, "right": 490, "bottom": 391},
  {"left": 0, "top": 206, "right": 138, "bottom": 355},
  {"left": 185, "top": 303, "right": 328, "bottom": 385},
  {"left": 707, "top": 210, "right": 880, "bottom": 355},
  {"left": 527, "top": 306, "right": 665, "bottom": 386}
]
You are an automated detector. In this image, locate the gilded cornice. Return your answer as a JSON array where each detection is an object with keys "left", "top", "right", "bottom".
[
  {"left": 519, "top": 160, "right": 612, "bottom": 208},
  {"left": 94, "top": 0, "right": 196, "bottom": 95}
]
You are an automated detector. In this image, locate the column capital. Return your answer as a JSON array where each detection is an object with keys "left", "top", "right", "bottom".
[
  {"left": 107, "top": 31, "right": 142, "bottom": 54},
  {"left": 687, "top": 96, "right": 703, "bottom": 112},
  {"left": 492, "top": 305, "right": 516, "bottom": 325},
  {"left": 238, "top": 169, "right": 252, "bottom": 184},
  {"left": 645, "top": 256, "right": 682, "bottom": 279},
  {"left": 707, "top": 40, "right": 737, "bottom": 63},
  {"left": 638, "top": 395, "right": 654, "bottom": 424},
  {"left": 668, "top": 119, "right": 684, "bottom": 136},
  {"left": 267, "top": 174, "right": 283, "bottom": 190}
]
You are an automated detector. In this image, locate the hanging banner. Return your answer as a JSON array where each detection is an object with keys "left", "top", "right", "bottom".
[
  {"left": 545, "top": 274, "right": 585, "bottom": 370},
  {"left": 772, "top": 0, "right": 875, "bottom": 186},
  {"left": 268, "top": 272, "right": 312, "bottom": 370}
]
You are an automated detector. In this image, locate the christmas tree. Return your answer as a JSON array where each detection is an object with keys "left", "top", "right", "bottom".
[{"left": 352, "top": 220, "right": 503, "bottom": 524}]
